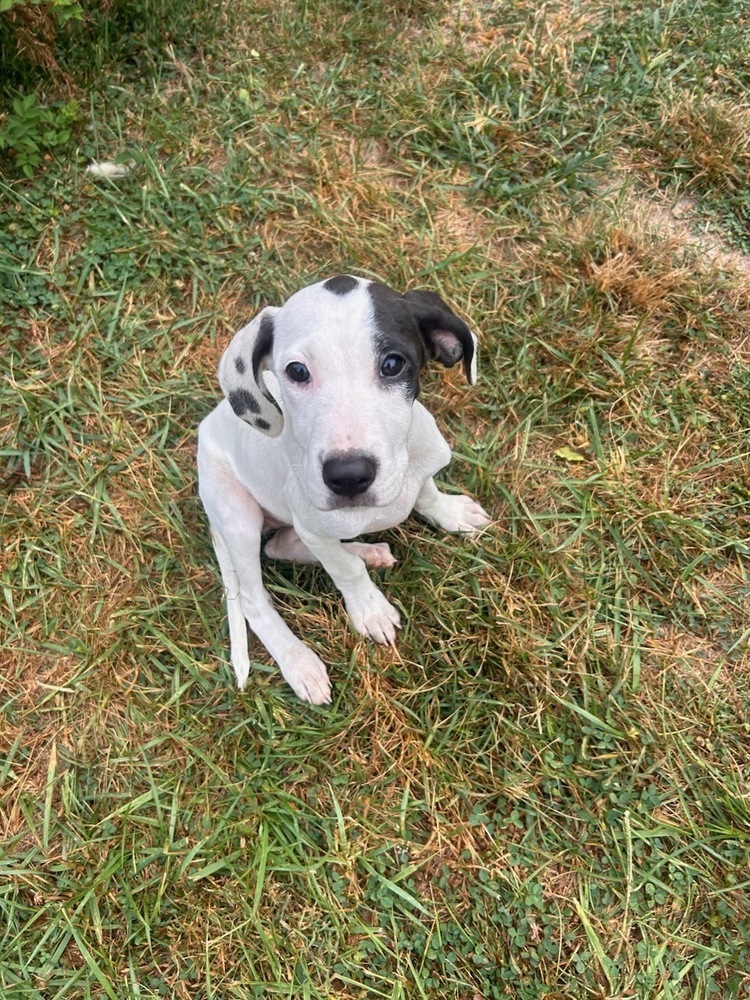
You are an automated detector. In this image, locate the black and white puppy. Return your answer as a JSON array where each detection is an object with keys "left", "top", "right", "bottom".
[{"left": 197, "top": 275, "right": 490, "bottom": 703}]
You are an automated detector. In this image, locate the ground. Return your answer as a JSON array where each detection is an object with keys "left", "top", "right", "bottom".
[{"left": 1, "top": 0, "right": 749, "bottom": 997}]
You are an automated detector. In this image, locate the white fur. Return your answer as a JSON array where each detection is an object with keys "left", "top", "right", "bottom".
[{"left": 197, "top": 276, "right": 490, "bottom": 704}]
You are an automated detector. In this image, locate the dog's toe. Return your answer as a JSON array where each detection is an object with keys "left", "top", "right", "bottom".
[
  {"left": 346, "top": 588, "right": 401, "bottom": 644},
  {"left": 302, "top": 676, "right": 333, "bottom": 706},
  {"left": 281, "top": 652, "right": 332, "bottom": 705},
  {"left": 455, "top": 496, "right": 492, "bottom": 532},
  {"left": 365, "top": 613, "right": 400, "bottom": 644}
]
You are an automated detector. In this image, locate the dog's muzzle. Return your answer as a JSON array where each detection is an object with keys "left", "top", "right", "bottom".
[{"left": 322, "top": 452, "right": 377, "bottom": 499}]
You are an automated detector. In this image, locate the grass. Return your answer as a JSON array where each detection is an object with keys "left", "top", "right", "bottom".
[{"left": 1, "top": 0, "right": 749, "bottom": 996}]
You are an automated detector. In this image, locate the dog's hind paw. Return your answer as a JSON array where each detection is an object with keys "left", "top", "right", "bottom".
[
  {"left": 281, "top": 650, "right": 332, "bottom": 705},
  {"left": 344, "top": 540, "right": 397, "bottom": 569}
]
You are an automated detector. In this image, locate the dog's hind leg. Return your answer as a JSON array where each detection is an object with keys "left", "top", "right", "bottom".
[{"left": 265, "top": 527, "right": 396, "bottom": 569}]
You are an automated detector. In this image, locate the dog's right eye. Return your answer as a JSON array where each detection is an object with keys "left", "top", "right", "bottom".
[{"left": 285, "top": 362, "right": 311, "bottom": 383}]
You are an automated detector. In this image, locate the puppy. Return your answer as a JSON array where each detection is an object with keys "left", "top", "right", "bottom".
[{"left": 197, "top": 275, "right": 490, "bottom": 703}]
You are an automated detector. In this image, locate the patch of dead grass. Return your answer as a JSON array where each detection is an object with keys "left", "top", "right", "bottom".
[
  {"left": 599, "top": 173, "right": 750, "bottom": 282},
  {"left": 653, "top": 96, "right": 750, "bottom": 195},
  {"left": 583, "top": 232, "right": 693, "bottom": 316}
]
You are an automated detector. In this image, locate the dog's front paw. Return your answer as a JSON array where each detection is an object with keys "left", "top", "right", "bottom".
[
  {"left": 426, "top": 494, "right": 491, "bottom": 534},
  {"left": 345, "top": 588, "right": 401, "bottom": 644},
  {"left": 279, "top": 649, "right": 332, "bottom": 705}
]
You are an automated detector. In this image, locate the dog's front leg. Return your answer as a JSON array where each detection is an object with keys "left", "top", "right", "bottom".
[
  {"left": 293, "top": 522, "right": 401, "bottom": 644},
  {"left": 198, "top": 450, "right": 333, "bottom": 705},
  {"left": 415, "top": 477, "right": 491, "bottom": 533}
]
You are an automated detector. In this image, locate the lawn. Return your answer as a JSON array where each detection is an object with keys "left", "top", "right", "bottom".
[{"left": 1, "top": 0, "right": 749, "bottom": 996}]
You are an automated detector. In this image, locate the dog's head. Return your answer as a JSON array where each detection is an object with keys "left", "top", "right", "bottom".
[{"left": 218, "top": 275, "right": 478, "bottom": 510}]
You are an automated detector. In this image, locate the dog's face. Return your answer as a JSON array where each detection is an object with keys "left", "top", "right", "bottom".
[{"left": 218, "top": 275, "right": 478, "bottom": 511}]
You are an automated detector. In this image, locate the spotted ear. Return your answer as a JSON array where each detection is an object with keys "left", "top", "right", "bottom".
[
  {"left": 403, "top": 289, "right": 478, "bottom": 384},
  {"left": 217, "top": 306, "right": 284, "bottom": 436}
]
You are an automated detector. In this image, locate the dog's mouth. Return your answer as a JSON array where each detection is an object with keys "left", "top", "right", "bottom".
[{"left": 322, "top": 491, "right": 379, "bottom": 511}]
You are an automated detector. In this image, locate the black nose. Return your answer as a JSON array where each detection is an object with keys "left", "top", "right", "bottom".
[{"left": 322, "top": 453, "right": 377, "bottom": 498}]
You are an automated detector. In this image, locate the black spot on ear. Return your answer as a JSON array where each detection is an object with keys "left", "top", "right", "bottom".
[
  {"left": 252, "top": 314, "right": 275, "bottom": 382},
  {"left": 234, "top": 356, "right": 246, "bottom": 375},
  {"left": 228, "top": 389, "right": 261, "bottom": 417},
  {"left": 254, "top": 418, "right": 271, "bottom": 431},
  {"left": 324, "top": 274, "right": 359, "bottom": 296}
]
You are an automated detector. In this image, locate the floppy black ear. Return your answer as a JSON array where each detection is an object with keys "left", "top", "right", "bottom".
[
  {"left": 403, "top": 289, "right": 479, "bottom": 384},
  {"left": 217, "top": 306, "right": 284, "bottom": 436}
]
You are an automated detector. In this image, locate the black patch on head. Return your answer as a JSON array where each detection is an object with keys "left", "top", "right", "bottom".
[
  {"left": 229, "top": 389, "right": 261, "bottom": 417},
  {"left": 324, "top": 274, "right": 359, "bottom": 296},
  {"left": 234, "top": 356, "right": 246, "bottom": 375},
  {"left": 368, "top": 282, "right": 425, "bottom": 400},
  {"left": 254, "top": 417, "right": 271, "bottom": 431}
]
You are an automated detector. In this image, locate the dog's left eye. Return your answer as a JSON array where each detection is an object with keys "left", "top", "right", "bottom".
[
  {"left": 286, "top": 362, "right": 311, "bottom": 383},
  {"left": 380, "top": 354, "right": 406, "bottom": 378}
]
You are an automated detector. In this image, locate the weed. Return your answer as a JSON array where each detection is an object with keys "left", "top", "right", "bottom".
[{"left": 0, "top": 93, "right": 78, "bottom": 176}]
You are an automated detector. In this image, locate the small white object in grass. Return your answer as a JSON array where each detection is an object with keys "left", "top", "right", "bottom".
[{"left": 86, "top": 160, "right": 135, "bottom": 179}]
